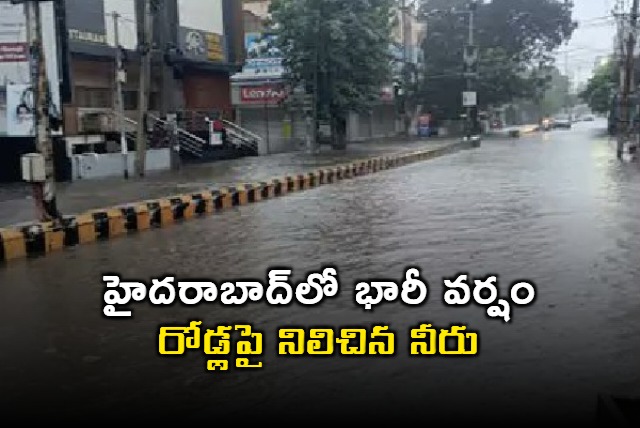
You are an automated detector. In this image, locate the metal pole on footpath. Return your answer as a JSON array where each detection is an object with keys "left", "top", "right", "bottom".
[
  {"left": 618, "top": 0, "right": 640, "bottom": 159},
  {"left": 135, "top": 0, "right": 153, "bottom": 177},
  {"left": 112, "top": 11, "right": 129, "bottom": 179},
  {"left": 466, "top": 1, "right": 476, "bottom": 139},
  {"left": 24, "top": 0, "right": 62, "bottom": 223}
]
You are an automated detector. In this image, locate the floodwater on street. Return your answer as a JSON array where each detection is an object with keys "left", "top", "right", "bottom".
[{"left": 0, "top": 119, "right": 638, "bottom": 424}]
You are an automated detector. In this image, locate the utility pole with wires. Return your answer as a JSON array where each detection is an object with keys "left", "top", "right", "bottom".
[
  {"left": 111, "top": 11, "right": 129, "bottom": 179},
  {"left": 135, "top": 0, "right": 154, "bottom": 177},
  {"left": 463, "top": 0, "right": 479, "bottom": 140},
  {"left": 21, "top": 0, "right": 62, "bottom": 223},
  {"left": 617, "top": 0, "right": 639, "bottom": 159}
]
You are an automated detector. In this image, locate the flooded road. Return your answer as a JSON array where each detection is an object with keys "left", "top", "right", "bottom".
[{"left": 0, "top": 120, "right": 638, "bottom": 424}]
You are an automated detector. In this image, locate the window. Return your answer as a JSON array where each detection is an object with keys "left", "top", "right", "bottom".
[{"left": 75, "top": 87, "right": 113, "bottom": 108}]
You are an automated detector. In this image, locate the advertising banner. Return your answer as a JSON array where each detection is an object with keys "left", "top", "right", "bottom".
[
  {"left": 243, "top": 33, "right": 283, "bottom": 78},
  {"left": 6, "top": 83, "right": 34, "bottom": 137},
  {"left": 0, "top": 2, "right": 61, "bottom": 137}
]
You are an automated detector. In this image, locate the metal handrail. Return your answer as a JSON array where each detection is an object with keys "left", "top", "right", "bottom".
[
  {"left": 226, "top": 131, "right": 259, "bottom": 151},
  {"left": 120, "top": 113, "right": 204, "bottom": 157},
  {"left": 222, "top": 120, "right": 263, "bottom": 143},
  {"left": 148, "top": 114, "right": 209, "bottom": 146}
]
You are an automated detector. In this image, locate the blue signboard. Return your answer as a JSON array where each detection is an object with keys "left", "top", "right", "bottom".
[{"left": 243, "top": 32, "right": 284, "bottom": 77}]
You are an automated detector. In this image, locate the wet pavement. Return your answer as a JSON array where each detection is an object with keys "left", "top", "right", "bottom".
[
  {"left": 0, "top": 120, "right": 638, "bottom": 424},
  {"left": 0, "top": 138, "right": 455, "bottom": 227}
]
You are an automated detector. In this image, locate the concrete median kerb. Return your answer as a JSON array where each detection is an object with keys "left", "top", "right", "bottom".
[{"left": 0, "top": 140, "right": 478, "bottom": 264}]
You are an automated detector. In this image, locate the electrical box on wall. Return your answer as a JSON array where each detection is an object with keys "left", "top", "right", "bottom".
[{"left": 21, "top": 153, "right": 46, "bottom": 182}]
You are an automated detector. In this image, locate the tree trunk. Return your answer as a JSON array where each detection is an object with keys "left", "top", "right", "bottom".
[{"left": 331, "top": 115, "right": 347, "bottom": 150}]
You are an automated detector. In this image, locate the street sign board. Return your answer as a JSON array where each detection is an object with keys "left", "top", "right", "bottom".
[{"left": 463, "top": 91, "right": 477, "bottom": 107}]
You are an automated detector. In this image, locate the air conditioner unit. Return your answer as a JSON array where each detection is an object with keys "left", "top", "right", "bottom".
[{"left": 78, "top": 111, "right": 112, "bottom": 134}]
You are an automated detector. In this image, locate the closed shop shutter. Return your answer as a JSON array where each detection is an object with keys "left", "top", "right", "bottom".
[
  {"left": 371, "top": 104, "right": 396, "bottom": 137},
  {"left": 292, "top": 111, "right": 307, "bottom": 144},
  {"left": 183, "top": 72, "right": 232, "bottom": 115},
  {"left": 239, "top": 107, "right": 294, "bottom": 154},
  {"left": 359, "top": 111, "right": 372, "bottom": 140}
]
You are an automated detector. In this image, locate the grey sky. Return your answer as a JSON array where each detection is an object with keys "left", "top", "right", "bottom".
[{"left": 559, "top": 0, "right": 616, "bottom": 85}]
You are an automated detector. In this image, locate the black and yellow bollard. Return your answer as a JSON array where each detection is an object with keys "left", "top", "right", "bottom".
[{"left": 0, "top": 228, "right": 27, "bottom": 262}]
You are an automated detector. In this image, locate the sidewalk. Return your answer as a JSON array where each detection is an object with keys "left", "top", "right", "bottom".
[{"left": 0, "top": 138, "right": 462, "bottom": 227}]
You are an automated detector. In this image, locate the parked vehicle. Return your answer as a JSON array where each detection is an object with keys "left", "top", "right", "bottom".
[{"left": 552, "top": 115, "right": 572, "bottom": 129}]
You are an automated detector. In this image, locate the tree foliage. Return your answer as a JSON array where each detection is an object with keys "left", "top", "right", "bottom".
[
  {"left": 417, "top": 0, "right": 576, "bottom": 118},
  {"left": 579, "top": 59, "right": 617, "bottom": 115},
  {"left": 269, "top": 0, "right": 395, "bottom": 122},
  {"left": 539, "top": 67, "right": 571, "bottom": 116}
]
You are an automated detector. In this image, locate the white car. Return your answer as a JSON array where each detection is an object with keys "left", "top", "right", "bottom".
[{"left": 553, "top": 115, "right": 572, "bottom": 129}]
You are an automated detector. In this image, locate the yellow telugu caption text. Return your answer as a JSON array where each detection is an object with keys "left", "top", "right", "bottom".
[{"left": 158, "top": 322, "right": 479, "bottom": 372}]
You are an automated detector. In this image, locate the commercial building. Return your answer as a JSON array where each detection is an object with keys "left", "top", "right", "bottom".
[
  {"left": 0, "top": 0, "right": 246, "bottom": 182},
  {"left": 231, "top": 0, "right": 424, "bottom": 153}
]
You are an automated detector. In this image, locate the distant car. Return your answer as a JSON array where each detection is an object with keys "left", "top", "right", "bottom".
[
  {"left": 553, "top": 115, "right": 572, "bottom": 129},
  {"left": 583, "top": 115, "right": 595, "bottom": 122}
]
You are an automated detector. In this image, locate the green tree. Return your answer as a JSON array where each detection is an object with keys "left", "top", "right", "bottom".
[
  {"left": 417, "top": 0, "right": 576, "bottom": 118},
  {"left": 269, "top": 0, "right": 395, "bottom": 148},
  {"left": 579, "top": 59, "right": 617, "bottom": 115}
]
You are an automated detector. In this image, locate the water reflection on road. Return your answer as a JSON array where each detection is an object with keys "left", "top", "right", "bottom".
[{"left": 0, "top": 121, "right": 638, "bottom": 424}]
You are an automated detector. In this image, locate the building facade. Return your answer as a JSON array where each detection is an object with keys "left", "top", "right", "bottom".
[
  {"left": 0, "top": 0, "right": 245, "bottom": 181},
  {"left": 232, "top": 0, "right": 419, "bottom": 153},
  {"left": 63, "top": 0, "right": 245, "bottom": 135}
]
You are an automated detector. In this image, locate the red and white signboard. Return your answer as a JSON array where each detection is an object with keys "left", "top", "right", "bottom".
[
  {"left": 240, "top": 84, "right": 287, "bottom": 104},
  {"left": 0, "top": 43, "right": 27, "bottom": 62}
]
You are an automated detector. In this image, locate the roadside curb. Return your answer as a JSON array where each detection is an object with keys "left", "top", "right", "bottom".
[{"left": 0, "top": 140, "right": 478, "bottom": 264}]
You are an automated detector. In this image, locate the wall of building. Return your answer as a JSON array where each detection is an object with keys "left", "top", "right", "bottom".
[{"left": 71, "top": 148, "right": 170, "bottom": 180}]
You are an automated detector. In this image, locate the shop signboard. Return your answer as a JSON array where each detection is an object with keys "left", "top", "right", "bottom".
[{"left": 240, "top": 84, "right": 287, "bottom": 104}]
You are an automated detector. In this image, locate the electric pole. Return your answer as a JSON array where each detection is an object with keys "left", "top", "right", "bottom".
[
  {"left": 112, "top": 11, "right": 128, "bottom": 179},
  {"left": 135, "top": 0, "right": 154, "bottom": 177},
  {"left": 158, "top": 0, "right": 180, "bottom": 170},
  {"left": 401, "top": 0, "right": 410, "bottom": 138},
  {"left": 23, "top": 0, "right": 62, "bottom": 223},
  {"left": 464, "top": 1, "right": 478, "bottom": 139},
  {"left": 618, "top": 0, "right": 640, "bottom": 159},
  {"left": 312, "top": 6, "right": 321, "bottom": 153},
  {"left": 564, "top": 50, "right": 570, "bottom": 115}
]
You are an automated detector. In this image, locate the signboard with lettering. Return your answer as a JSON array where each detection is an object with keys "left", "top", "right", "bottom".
[
  {"left": 179, "top": 27, "right": 227, "bottom": 63},
  {"left": 66, "top": 0, "right": 107, "bottom": 45},
  {"left": 240, "top": 84, "right": 287, "bottom": 104},
  {"left": 65, "top": 0, "right": 138, "bottom": 52},
  {"left": 0, "top": 43, "right": 28, "bottom": 62},
  {"left": 177, "top": 0, "right": 226, "bottom": 63}
]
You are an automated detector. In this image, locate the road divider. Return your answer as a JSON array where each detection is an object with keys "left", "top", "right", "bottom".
[{"left": 0, "top": 139, "right": 478, "bottom": 264}]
